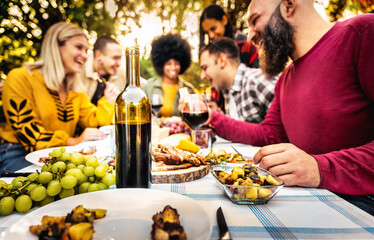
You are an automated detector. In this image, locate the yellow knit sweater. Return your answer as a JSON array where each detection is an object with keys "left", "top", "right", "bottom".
[{"left": 0, "top": 67, "right": 114, "bottom": 152}]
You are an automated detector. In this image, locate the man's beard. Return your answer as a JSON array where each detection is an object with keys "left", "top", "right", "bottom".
[{"left": 259, "top": 5, "right": 295, "bottom": 78}]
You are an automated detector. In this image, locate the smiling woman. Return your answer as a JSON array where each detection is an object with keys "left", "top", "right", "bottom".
[
  {"left": 142, "top": 33, "right": 196, "bottom": 117},
  {"left": 0, "top": 22, "right": 115, "bottom": 175}
]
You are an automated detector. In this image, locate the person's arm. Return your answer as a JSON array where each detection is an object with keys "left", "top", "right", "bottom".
[
  {"left": 315, "top": 17, "right": 374, "bottom": 195},
  {"left": 77, "top": 92, "right": 115, "bottom": 128},
  {"left": 313, "top": 142, "right": 374, "bottom": 195},
  {"left": 209, "top": 79, "right": 288, "bottom": 146},
  {"left": 2, "top": 69, "right": 70, "bottom": 151}
]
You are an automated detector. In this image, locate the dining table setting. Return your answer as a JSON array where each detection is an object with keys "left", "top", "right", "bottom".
[{"left": 1, "top": 124, "right": 374, "bottom": 240}]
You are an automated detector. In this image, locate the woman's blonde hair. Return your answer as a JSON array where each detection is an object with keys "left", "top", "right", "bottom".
[{"left": 25, "top": 22, "right": 87, "bottom": 92}]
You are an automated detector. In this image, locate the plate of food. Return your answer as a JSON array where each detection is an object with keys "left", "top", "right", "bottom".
[
  {"left": 204, "top": 148, "right": 255, "bottom": 165},
  {"left": 25, "top": 145, "right": 114, "bottom": 167},
  {"left": 151, "top": 143, "right": 210, "bottom": 183},
  {"left": 211, "top": 164, "right": 284, "bottom": 205},
  {"left": 1, "top": 188, "right": 212, "bottom": 240},
  {"left": 99, "top": 125, "right": 115, "bottom": 135}
]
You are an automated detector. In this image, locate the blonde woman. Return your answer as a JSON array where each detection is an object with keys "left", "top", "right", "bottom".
[{"left": 0, "top": 22, "right": 119, "bottom": 174}]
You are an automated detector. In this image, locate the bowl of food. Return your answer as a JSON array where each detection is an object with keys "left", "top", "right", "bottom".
[{"left": 211, "top": 164, "right": 284, "bottom": 205}]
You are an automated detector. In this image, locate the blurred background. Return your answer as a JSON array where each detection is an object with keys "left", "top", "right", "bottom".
[{"left": 1, "top": 0, "right": 373, "bottom": 89}]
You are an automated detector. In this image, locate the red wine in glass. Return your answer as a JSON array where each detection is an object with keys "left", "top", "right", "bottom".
[
  {"left": 181, "top": 94, "right": 209, "bottom": 131},
  {"left": 151, "top": 94, "right": 163, "bottom": 117},
  {"left": 181, "top": 112, "right": 209, "bottom": 130}
]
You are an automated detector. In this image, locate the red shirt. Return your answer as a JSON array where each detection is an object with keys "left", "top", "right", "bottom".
[{"left": 210, "top": 14, "right": 374, "bottom": 195}]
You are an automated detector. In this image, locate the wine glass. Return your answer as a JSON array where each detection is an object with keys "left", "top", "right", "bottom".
[
  {"left": 180, "top": 94, "right": 209, "bottom": 145},
  {"left": 151, "top": 93, "right": 163, "bottom": 118}
]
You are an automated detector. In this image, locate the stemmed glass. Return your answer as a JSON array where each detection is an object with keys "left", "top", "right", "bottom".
[
  {"left": 151, "top": 93, "right": 163, "bottom": 118},
  {"left": 180, "top": 94, "right": 209, "bottom": 145}
]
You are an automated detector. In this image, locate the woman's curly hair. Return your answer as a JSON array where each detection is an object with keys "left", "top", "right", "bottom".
[{"left": 151, "top": 33, "right": 191, "bottom": 76}]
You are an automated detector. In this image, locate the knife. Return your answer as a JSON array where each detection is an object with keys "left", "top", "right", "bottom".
[
  {"left": 217, "top": 207, "right": 232, "bottom": 240},
  {"left": 1, "top": 172, "right": 33, "bottom": 177}
]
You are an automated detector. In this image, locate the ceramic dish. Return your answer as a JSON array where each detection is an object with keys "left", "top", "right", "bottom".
[{"left": 1, "top": 188, "right": 212, "bottom": 240}]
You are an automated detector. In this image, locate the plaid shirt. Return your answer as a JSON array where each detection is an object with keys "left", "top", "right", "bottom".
[{"left": 225, "top": 64, "right": 277, "bottom": 123}]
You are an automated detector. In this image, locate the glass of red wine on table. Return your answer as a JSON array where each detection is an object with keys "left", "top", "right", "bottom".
[
  {"left": 151, "top": 93, "right": 163, "bottom": 118},
  {"left": 180, "top": 94, "right": 210, "bottom": 148}
]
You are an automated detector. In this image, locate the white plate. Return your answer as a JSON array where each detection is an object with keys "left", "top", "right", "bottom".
[
  {"left": 1, "top": 189, "right": 212, "bottom": 240},
  {"left": 25, "top": 145, "right": 114, "bottom": 167},
  {"left": 99, "top": 125, "right": 115, "bottom": 135}
]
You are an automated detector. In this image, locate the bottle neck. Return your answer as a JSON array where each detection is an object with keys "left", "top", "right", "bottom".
[{"left": 126, "top": 49, "right": 140, "bottom": 87}]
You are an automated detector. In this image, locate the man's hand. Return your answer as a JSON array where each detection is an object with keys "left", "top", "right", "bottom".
[
  {"left": 67, "top": 128, "right": 105, "bottom": 146},
  {"left": 253, "top": 143, "right": 321, "bottom": 187},
  {"left": 104, "top": 82, "right": 120, "bottom": 103}
]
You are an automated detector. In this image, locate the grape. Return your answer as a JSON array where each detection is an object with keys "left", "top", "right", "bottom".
[
  {"left": 39, "top": 195, "right": 54, "bottom": 207},
  {"left": 12, "top": 176, "right": 27, "bottom": 185},
  {"left": 98, "top": 183, "right": 108, "bottom": 190},
  {"left": 12, "top": 181, "right": 23, "bottom": 189},
  {"left": 0, "top": 192, "right": 4, "bottom": 198},
  {"left": 51, "top": 161, "right": 66, "bottom": 173},
  {"left": 94, "top": 166, "right": 106, "bottom": 178},
  {"left": 25, "top": 183, "right": 38, "bottom": 195},
  {"left": 15, "top": 195, "right": 32, "bottom": 213},
  {"left": 77, "top": 174, "right": 88, "bottom": 186},
  {"left": 50, "top": 149, "right": 62, "bottom": 158},
  {"left": 59, "top": 188, "right": 74, "bottom": 199},
  {"left": 65, "top": 168, "right": 83, "bottom": 180},
  {"left": 38, "top": 172, "right": 53, "bottom": 184},
  {"left": 83, "top": 166, "right": 95, "bottom": 177},
  {"left": 70, "top": 153, "right": 84, "bottom": 165},
  {"left": 88, "top": 176, "right": 95, "bottom": 182},
  {"left": 66, "top": 163, "right": 76, "bottom": 170},
  {"left": 0, "top": 196, "right": 15, "bottom": 216},
  {"left": 85, "top": 157, "right": 98, "bottom": 168},
  {"left": 27, "top": 172, "right": 39, "bottom": 182},
  {"left": 61, "top": 175, "right": 77, "bottom": 189},
  {"left": 47, "top": 180, "right": 62, "bottom": 197},
  {"left": 0, "top": 180, "right": 8, "bottom": 189},
  {"left": 76, "top": 164, "right": 85, "bottom": 172},
  {"left": 88, "top": 183, "right": 99, "bottom": 192},
  {"left": 102, "top": 173, "right": 116, "bottom": 187},
  {"left": 41, "top": 164, "right": 50, "bottom": 172},
  {"left": 98, "top": 161, "right": 109, "bottom": 170},
  {"left": 30, "top": 185, "right": 47, "bottom": 201},
  {"left": 78, "top": 182, "right": 90, "bottom": 194},
  {"left": 57, "top": 152, "right": 70, "bottom": 162},
  {"left": 60, "top": 147, "right": 66, "bottom": 153}
]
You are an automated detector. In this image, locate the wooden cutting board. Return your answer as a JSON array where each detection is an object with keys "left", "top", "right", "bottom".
[{"left": 151, "top": 165, "right": 210, "bottom": 184}]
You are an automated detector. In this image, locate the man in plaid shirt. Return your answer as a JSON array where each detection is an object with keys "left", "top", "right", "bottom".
[{"left": 200, "top": 37, "right": 277, "bottom": 123}]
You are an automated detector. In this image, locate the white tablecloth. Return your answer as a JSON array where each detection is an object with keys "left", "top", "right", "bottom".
[{"left": 1, "top": 135, "right": 374, "bottom": 239}]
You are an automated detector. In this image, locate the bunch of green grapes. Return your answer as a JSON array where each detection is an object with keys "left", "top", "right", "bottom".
[{"left": 0, "top": 147, "right": 116, "bottom": 216}]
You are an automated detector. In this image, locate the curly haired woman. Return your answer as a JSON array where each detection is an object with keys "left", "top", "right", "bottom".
[{"left": 142, "top": 33, "right": 196, "bottom": 117}]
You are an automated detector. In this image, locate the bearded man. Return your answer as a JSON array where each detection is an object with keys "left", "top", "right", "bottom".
[{"left": 204, "top": 0, "right": 374, "bottom": 215}]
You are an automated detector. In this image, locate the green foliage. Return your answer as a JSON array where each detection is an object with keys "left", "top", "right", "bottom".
[
  {"left": 140, "top": 56, "right": 156, "bottom": 80},
  {"left": 0, "top": 0, "right": 142, "bottom": 80},
  {"left": 184, "top": 61, "right": 208, "bottom": 92},
  {"left": 326, "top": 0, "right": 374, "bottom": 21},
  {"left": 143, "top": 0, "right": 203, "bottom": 34}
]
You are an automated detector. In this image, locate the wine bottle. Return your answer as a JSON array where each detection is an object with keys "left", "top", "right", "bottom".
[{"left": 115, "top": 47, "right": 151, "bottom": 188}]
